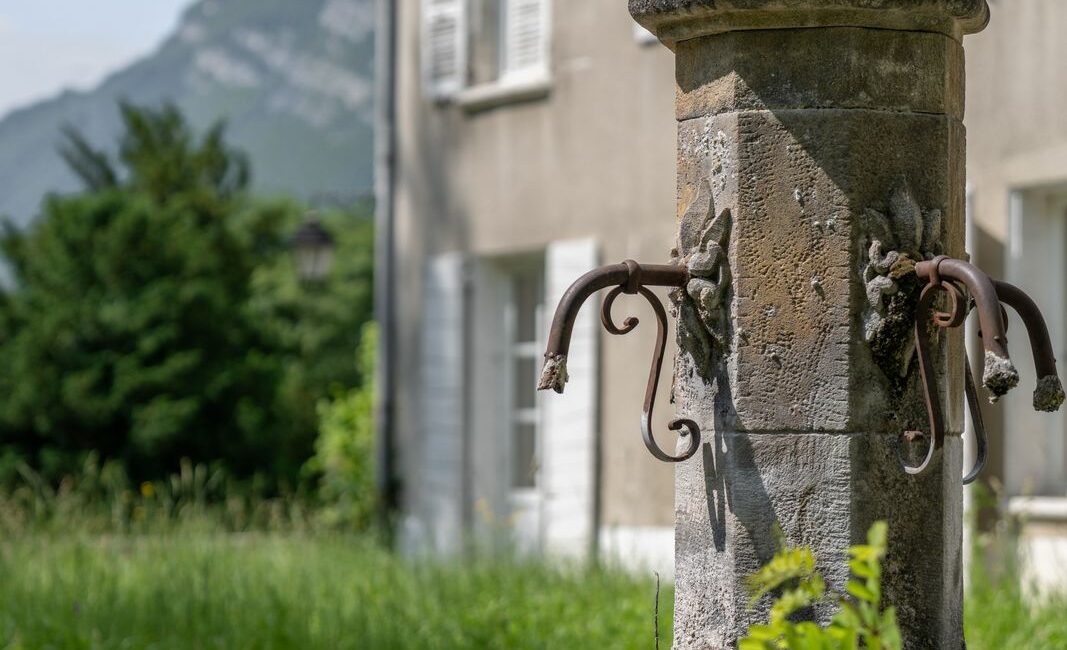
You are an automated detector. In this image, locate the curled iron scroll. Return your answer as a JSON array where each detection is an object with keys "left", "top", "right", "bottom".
[
  {"left": 900, "top": 278, "right": 967, "bottom": 476},
  {"left": 602, "top": 285, "right": 700, "bottom": 463},
  {"left": 538, "top": 259, "right": 697, "bottom": 464}
]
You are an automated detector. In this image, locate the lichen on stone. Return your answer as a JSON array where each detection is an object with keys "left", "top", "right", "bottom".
[
  {"left": 860, "top": 181, "right": 943, "bottom": 380},
  {"left": 982, "top": 351, "right": 1019, "bottom": 402},
  {"left": 537, "top": 354, "right": 569, "bottom": 394},
  {"left": 1033, "top": 374, "right": 1065, "bottom": 412}
]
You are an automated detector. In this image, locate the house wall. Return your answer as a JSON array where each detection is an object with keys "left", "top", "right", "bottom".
[
  {"left": 391, "top": 0, "right": 1067, "bottom": 572},
  {"left": 392, "top": 0, "right": 681, "bottom": 560},
  {"left": 966, "top": 0, "right": 1067, "bottom": 493},
  {"left": 965, "top": 0, "right": 1067, "bottom": 585}
]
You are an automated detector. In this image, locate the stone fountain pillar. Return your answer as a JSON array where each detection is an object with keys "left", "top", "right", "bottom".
[{"left": 628, "top": 2, "right": 989, "bottom": 647}]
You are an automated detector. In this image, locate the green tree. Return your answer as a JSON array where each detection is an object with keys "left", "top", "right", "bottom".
[{"left": 0, "top": 103, "right": 374, "bottom": 487}]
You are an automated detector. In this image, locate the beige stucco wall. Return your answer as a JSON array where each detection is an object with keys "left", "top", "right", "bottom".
[
  {"left": 393, "top": 0, "right": 1067, "bottom": 547},
  {"left": 967, "top": 0, "right": 1067, "bottom": 241},
  {"left": 392, "top": 0, "right": 681, "bottom": 535},
  {"left": 965, "top": 0, "right": 1067, "bottom": 491}
]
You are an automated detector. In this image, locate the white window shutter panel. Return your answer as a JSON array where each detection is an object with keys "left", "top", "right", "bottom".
[
  {"left": 502, "top": 0, "right": 549, "bottom": 82},
  {"left": 418, "top": 252, "right": 467, "bottom": 554},
  {"left": 421, "top": 0, "right": 466, "bottom": 98},
  {"left": 542, "top": 238, "right": 597, "bottom": 556}
]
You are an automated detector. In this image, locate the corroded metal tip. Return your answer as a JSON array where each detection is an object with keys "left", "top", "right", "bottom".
[
  {"left": 538, "top": 354, "right": 569, "bottom": 394},
  {"left": 983, "top": 351, "right": 1020, "bottom": 401},
  {"left": 1034, "top": 375, "right": 1066, "bottom": 413}
]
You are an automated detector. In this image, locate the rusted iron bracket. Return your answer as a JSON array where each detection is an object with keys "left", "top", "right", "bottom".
[
  {"left": 539, "top": 255, "right": 1063, "bottom": 478},
  {"left": 538, "top": 260, "right": 699, "bottom": 463},
  {"left": 906, "top": 255, "right": 1065, "bottom": 482}
]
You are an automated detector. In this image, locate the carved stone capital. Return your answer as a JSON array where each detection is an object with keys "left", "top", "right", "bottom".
[{"left": 630, "top": 0, "right": 989, "bottom": 48}]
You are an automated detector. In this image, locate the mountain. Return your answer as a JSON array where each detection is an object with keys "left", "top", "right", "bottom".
[{"left": 0, "top": 0, "right": 375, "bottom": 227}]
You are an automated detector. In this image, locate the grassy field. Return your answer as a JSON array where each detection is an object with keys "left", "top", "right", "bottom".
[
  {"left": 965, "top": 558, "right": 1067, "bottom": 649},
  {"left": 2, "top": 528, "right": 1067, "bottom": 648},
  {"left": 0, "top": 468, "right": 1064, "bottom": 649},
  {"left": 0, "top": 531, "right": 672, "bottom": 649}
]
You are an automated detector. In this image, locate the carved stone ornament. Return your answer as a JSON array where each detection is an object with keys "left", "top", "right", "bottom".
[
  {"left": 670, "top": 178, "right": 732, "bottom": 379},
  {"left": 860, "top": 181, "right": 943, "bottom": 378}
]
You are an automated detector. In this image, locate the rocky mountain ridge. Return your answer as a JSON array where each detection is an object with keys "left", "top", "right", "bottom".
[{"left": 0, "top": 0, "right": 375, "bottom": 226}]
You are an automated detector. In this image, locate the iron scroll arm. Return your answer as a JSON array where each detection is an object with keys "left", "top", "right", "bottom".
[
  {"left": 538, "top": 260, "right": 699, "bottom": 463},
  {"left": 992, "top": 280, "right": 1064, "bottom": 412},
  {"left": 906, "top": 256, "right": 1064, "bottom": 482},
  {"left": 538, "top": 256, "right": 1064, "bottom": 476},
  {"left": 959, "top": 280, "right": 1066, "bottom": 483}
]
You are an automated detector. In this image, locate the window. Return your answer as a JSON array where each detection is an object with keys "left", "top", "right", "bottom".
[
  {"left": 507, "top": 263, "right": 544, "bottom": 489},
  {"left": 422, "top": 0, "right": 467, "bottom": 98},
  {"left": 422, "top": 0, "right": 551, "bottom": 103}
]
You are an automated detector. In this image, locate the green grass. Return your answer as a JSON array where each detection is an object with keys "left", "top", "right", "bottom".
[
  {"left": 965, "top": 557, "right": 1067, "bottom": 649},
  {"left": 3, "top": 525, "right": 1067, "bottom": 649},
  {"left": 0, "top": 466, "right": 1064, "bottom": 649},
  {"left": 0, "top": 531, "right": 672, "bottom": 650}
]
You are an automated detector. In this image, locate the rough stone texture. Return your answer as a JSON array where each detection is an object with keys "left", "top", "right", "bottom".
[
  {"left": 630, "top": 0, "right": 990, "bottom": 47},
  {"left": 1034, "top": 374, "right": 1066, "bottom": 413},
  {"left": 675, "top": 28, "right": 965, "bottom": 122},
  {"left": 675, "top": 107, "right": 966, "bottom": 434},
  {"left": 636, "top": 6, "right": 984, "bottom": 649},
  {"left": 674, "top": 433, "right": 963, "bottom": 648}
]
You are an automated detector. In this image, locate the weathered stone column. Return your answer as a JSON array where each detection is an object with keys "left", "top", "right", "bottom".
[{"left": 629, "top": 2, "right": 989, "bottom": 647}]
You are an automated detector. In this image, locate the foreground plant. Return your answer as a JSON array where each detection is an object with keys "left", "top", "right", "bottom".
[{"left": 740, "top": 521, "right": 901, "bottom": 650}]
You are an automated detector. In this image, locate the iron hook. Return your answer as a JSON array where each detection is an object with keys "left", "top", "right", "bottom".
[{"left": 539, "top": 259, "right": 698, "bottom": 463}]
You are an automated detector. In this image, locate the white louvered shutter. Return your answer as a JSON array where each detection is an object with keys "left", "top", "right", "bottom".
[
  {"left": 418, "top": 253, "right": 467, "bottom": 554},
  {"left": 501, "top": 0, "right": 549, "bottom": 82},
  {"left": 422, "top": 0, "right": 467, "bottom": 98},
  {"left": 541, "top": 238, "right": 597, "bottom": 557}
]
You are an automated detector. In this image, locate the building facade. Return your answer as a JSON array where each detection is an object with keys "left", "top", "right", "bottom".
[
  {"left": 965, "top": 0, "right": 1067, "bottom": 592},
  {"left": 384, "top": 0, "right": 679, "bottom": 571},
  {"left": 381, "top": 0, "right": 1067, "bottom": 581}
]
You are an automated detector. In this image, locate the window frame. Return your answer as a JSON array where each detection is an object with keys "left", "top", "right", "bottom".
[
  {"left": 503, "top": 260, "right": 545, "bottom": 493},
  {"left": 420, "top": 0, "right": 553, "bottom": 110}
]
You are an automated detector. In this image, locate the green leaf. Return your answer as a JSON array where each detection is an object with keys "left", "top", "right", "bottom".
[
  {"left": 746, "top": 625, "right": 779, "bottom": 641},
  {"left": 867, "top": 520, "right": 889, "bottom": 549},
  {"left": 742, "top": 522, "right": 900, "bottom": 650},
  {"left": 746, "top": 546, "right": 817, "bottom": 606},
  {"left": 848, "top": 558, "right": 874, "bottom": 579},
  {"left": 846, "top": 580, "right": 877, "bottom": 603},
  {"left": 880, "top": 607, "right": 903, "bottom": 650}
]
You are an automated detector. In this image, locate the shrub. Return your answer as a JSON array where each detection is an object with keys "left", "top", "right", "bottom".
[
  {"left": 304, "top": 323, "right": 377, "bottom": 529},
  {"left": 741, "top": 521, "right": 902, "bottom": 650}
]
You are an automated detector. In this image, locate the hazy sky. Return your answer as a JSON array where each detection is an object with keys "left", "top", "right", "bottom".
[{"left": 0, "top": 1, "right": 197, "bottom": 118}]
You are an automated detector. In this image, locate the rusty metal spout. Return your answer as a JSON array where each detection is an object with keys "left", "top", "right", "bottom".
[
  {"left": 538, "top": 261, "right": 688, "bottom": 394},
  {"left": 915, "top": 256, "right": 1019, "bottom": 399},
  {"left": 539, "top": 260, "right": 698, "bottom": 463},
  {"left": 994, "top": 281, "right": 1065, "bottom": 412},
  {"left": 906, "top": 256, "right": 1062, "bottom": 481}
]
